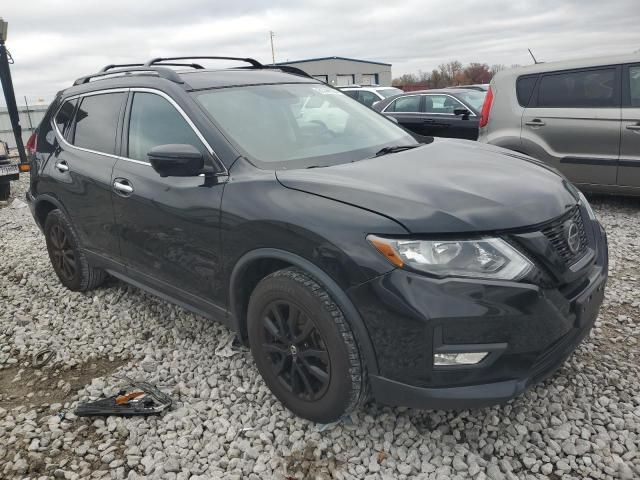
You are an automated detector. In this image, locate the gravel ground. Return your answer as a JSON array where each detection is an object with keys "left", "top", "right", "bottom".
[{"left": 0, "top": 174, "right": 639, "bottom": 480}]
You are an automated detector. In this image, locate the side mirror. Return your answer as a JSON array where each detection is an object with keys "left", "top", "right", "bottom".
[
  {"left": 148, "top": 144, "right": 204, "bottom": 177},
  {"left": 454, "top": 108, "right": 471, "bottom": 118}
]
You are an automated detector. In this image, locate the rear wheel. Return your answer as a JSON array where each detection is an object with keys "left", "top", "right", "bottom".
[
  {"left": 44, "top": 209, "right": 106, "bottom": 291},
  {"left": 247, "top": 267, "right": 367, "bottom": 423}
]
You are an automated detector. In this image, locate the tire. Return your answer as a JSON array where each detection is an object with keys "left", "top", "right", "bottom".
[
  {"left": 247, "top": 267, "right": 367, "bottom": 423},
  {"left": 0, "top": 183, "right": 9, "bottom": 201},
  {"left": 44, "top": 209, "right": 106, "bottom": 291}
]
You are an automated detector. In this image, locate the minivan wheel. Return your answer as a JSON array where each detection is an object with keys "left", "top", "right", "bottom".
[
  {"left": 0, "top": 183, "right": 9, "bottom": 201},
  {"left": 247, "top": 268, "right": 367, "bottom": 423},
  {"left": 44, "top": 209, "right": 106, "bottom": 291}
]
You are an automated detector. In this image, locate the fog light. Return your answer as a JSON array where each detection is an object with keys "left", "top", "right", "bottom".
[{"left": 434, "top": 352, "right": 488, "bottom": 366}]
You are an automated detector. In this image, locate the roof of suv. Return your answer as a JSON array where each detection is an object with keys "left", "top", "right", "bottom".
[
  {"left": 63, "top": 57, "right": 320, "bottom": 97},
  {"left": 495, "top": 52, "right": 640, "bottom": 80}
]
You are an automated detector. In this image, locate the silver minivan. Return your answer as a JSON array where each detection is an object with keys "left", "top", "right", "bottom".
[{"left": 478, "top": 53, "right": 640, "bottom": 195}]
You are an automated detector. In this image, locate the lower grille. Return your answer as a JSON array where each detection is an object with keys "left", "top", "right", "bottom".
[{"left": 540, "top": 206, "right": 588, "bottom": 265}]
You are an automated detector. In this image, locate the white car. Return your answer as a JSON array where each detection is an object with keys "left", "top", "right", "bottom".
[{"left": 339, "top": 85, "right": 404, "bottom": 108}]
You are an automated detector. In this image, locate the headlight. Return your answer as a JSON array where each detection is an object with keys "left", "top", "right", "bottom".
[
  {"left": 578, "top": 191, "right": 596, "bottom": 221},
  {"left": 367, "top": 235, "right": 533, "bottom": 280}
]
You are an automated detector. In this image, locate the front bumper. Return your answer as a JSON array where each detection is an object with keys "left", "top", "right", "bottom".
[{"left": 348, "top": 222, "right": 608, "bottom": 410}]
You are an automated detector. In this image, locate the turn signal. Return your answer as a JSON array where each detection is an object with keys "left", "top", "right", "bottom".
[
  {"left": 18, "top": 163, "right": 30, "bottom": 172},
  {"left": 367, "top": 235, "right": 404, "bottom": 268}
]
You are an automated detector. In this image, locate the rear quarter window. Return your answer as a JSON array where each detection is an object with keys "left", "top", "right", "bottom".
[{"left": 516, "top": 75, "right": 538, "bottom": 107}]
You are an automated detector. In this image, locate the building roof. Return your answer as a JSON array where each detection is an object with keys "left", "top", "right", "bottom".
[{"left": 275, "top": 56, "right": 392, "bottom": 67}]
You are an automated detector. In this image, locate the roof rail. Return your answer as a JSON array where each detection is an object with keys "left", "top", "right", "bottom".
[
  {"left": 73, "top": 66, "right": 184, "bottom": 86},
  {"left": 100, "top": 62, "right": 205, "bottom": 72},
  {"left": 262, "top": 64, "right": 313, "bottom": 79},
  {"left": 146, "top": 56, "right": 263, "bottom": 68}
]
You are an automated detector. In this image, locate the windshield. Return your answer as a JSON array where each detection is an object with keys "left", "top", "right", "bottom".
[
  {"left": 377, "top": 88, "right": 404, "bottom": 98},
  {"left": 455, "top": 90, "right": 487, "bottom": 111},
  {"left": 193, "top": 83, "right": 415, "bottom": 169}
]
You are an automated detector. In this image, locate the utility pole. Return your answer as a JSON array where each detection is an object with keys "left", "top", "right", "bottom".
[{"left": 269, "top": 31, "right": 276, "bottom": 65}]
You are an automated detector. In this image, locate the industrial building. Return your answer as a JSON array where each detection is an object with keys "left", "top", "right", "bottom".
[
  {"left": 0, "top": 103, "right": 47, "bottom": 147},
  {"left": 275, "top": 56, "right": 392, "bottom": 87}
]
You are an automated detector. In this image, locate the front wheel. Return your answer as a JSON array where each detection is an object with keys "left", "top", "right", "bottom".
[{"left": 247, "top": 267, "right": 367, "bottom": 423}]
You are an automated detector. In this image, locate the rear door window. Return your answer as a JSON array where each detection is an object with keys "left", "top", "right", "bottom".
[
  {"left": 72, "top": 92, "right": 126, "bottom": 154},
  {"left": 127, "top": 92, "right": 205, "bottom": 162},
  {"left": 537, "top": 68, "right": 617, "bottom": 108},
  {"left": 386, "top": 95, "right": 421, "bottom": 112}
]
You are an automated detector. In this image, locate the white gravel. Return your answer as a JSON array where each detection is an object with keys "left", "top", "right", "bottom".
[{"left": 1, "top": 175, "right": 639, "bottom": 480}]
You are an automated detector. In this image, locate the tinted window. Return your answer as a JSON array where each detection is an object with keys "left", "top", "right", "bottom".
[
  {"left": 629, "top": 66, "right": 640, "bottom": 107},
  {"left": 516, "top": 76, "right": 538, "bottom": 107},
  {"left": 128, "top": 92, "right": 205, "bottom": 162},
  {"left": 538, "top": 68, "right": 616, "bottom": 108},
  {"left": 55, "top": 99, "right": 77, "bottom": 137},
  {"left": 388, "top": 95, "right": 421, "bottom": 112},
  {"left": 72, "top": 93, "right": 125, "bottom": 154},
  {"left": 424, "top": 95, "right": 464, "bottom": 114},
  {"left": 359, "top": 91, "right": 379, "bottom": 107},
  {"left": 343, "top": 90, "right": 359, "bottom": 99}
]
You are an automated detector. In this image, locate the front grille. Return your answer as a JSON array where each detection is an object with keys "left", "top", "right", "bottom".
[{"left": 540, "top": 206, "right": 588, "bottom": 265}]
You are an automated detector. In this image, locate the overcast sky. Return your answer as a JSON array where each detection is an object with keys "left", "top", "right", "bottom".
[{"left": 1, "top": 0, "right": 639, "bottom": 105}]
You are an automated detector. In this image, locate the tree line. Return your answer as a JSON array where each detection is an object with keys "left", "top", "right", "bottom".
[{"left": 392, "top": 61, "right": 518, "bottom": 88}]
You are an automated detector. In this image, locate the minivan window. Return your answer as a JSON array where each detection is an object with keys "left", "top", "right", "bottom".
[
  {"left": 516, "top": 76, "right": 538, "bottom": 107},
  {"left": 193, "top": 83, "right": 414, "bottom": 168},
  {"left": 72, "top": 93, "right": 125, "bottom": 155},
  {"left": 388, "top": 95, "right": 421, "bottom": 113},
  {"left": 55, "top": 99, "right": 77, "bottom": 137},
  {"left": 537, "top": 68, "right": 616, "bottom": 108},
  {"left": 629, "top": 66, "right": 640, "bottom": 107},
  {"left": 128, "top": 92, "right": 205, "bottom": 162}
]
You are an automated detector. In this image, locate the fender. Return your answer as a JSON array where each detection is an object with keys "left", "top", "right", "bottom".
[
  {"left": 29, "top": 192, "right": 69, "bottom": 230},
  {"left": 230, "top": 248, "right": 380, "bottom": 376}
]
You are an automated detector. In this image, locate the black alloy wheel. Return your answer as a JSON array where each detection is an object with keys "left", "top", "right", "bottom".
[
  {"left": 44, "top": 209, "right": 106, "bottom": 291},
  {"left": 261, "top": 300, "right": 331, "bottom": 401},
  {"left": 247, "top": 267, "right": 367, "bottom": 423},
  {"left": 48, "top": 223, "right": 77, "bottom": 283}
]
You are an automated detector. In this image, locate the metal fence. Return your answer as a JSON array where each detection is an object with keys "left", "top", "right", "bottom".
[{"left": 0, "top": 103, "right": 49, "bottom": 147}]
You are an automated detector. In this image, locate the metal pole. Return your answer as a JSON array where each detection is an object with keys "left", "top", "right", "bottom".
[
  {"left": 269, "top": 31, "right": 276, "bottom": 65},
  {"left": 24, "top": 96, "right": 33, "bottom": 130},
  {"left": 0, "top": 38, "right": 27, "bottom": 163}
]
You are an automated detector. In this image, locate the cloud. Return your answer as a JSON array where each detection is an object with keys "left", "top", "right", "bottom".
[{"left": 1, "top": 0, "right": 638, "bottom": 104}]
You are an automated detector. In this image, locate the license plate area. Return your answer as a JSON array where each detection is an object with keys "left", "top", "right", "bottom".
[
  {"left": 574, "top": 277, "right": 605, "bottom": 328},
  {"left": 0, "top": 164, "right": 19, "bottom": 176}
]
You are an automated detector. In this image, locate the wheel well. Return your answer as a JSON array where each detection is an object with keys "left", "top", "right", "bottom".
[
  {"left": 234, "top": 258, "right": 292, "bottom": 341},
  {"left": 35, "top": 200, "right": 57, "bottom": 228}
]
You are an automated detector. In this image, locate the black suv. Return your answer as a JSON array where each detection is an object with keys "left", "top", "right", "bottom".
[{"left": 27, "top": 56, "right": 608, "bottom": 423}]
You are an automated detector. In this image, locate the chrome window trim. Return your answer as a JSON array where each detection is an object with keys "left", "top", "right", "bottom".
[{"left": 52, "top": 87, "right": 228, "bottom": 174}]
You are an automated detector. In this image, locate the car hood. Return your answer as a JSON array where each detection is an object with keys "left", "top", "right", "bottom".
[{"left": 276, "top": 139, "right": 578, "bottom": 233}]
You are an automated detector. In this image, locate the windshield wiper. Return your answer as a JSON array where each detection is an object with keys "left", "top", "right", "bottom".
[{"left": 373, "top": 144, "right": 421, "bottom": 157}]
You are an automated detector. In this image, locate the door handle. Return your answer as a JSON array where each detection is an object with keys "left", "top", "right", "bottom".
[
  {"left": 55, "top": 160, "right": 69, "bottom": 173},
  {"left": 113, "top": 179, "right": 134, "bottom": 195},
  {"left": 626, "top": 124, "right": 640, "bottom": 131},
  {"left": 525, "top": 119, "right": 546, "bottom": 127}
]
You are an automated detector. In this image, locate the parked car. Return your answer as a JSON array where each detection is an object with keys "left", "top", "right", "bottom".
[
  {"left": 448, "top": 83, "right": 489, "bottom": 92},
  {"left": 28, "top": 56, "right": 607, "bottom": 423},
  {"left": 373, "top": 88, "right": 486, "bottom": 140},
  {"left": 339, "top": 85, "right": 403, "bottom": 107},
  {"left": 0, "top": 140, "right": 18, "bottom": 200},
  {"left": 478, "top": 53, "right": 640, "bottom": 195}
]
